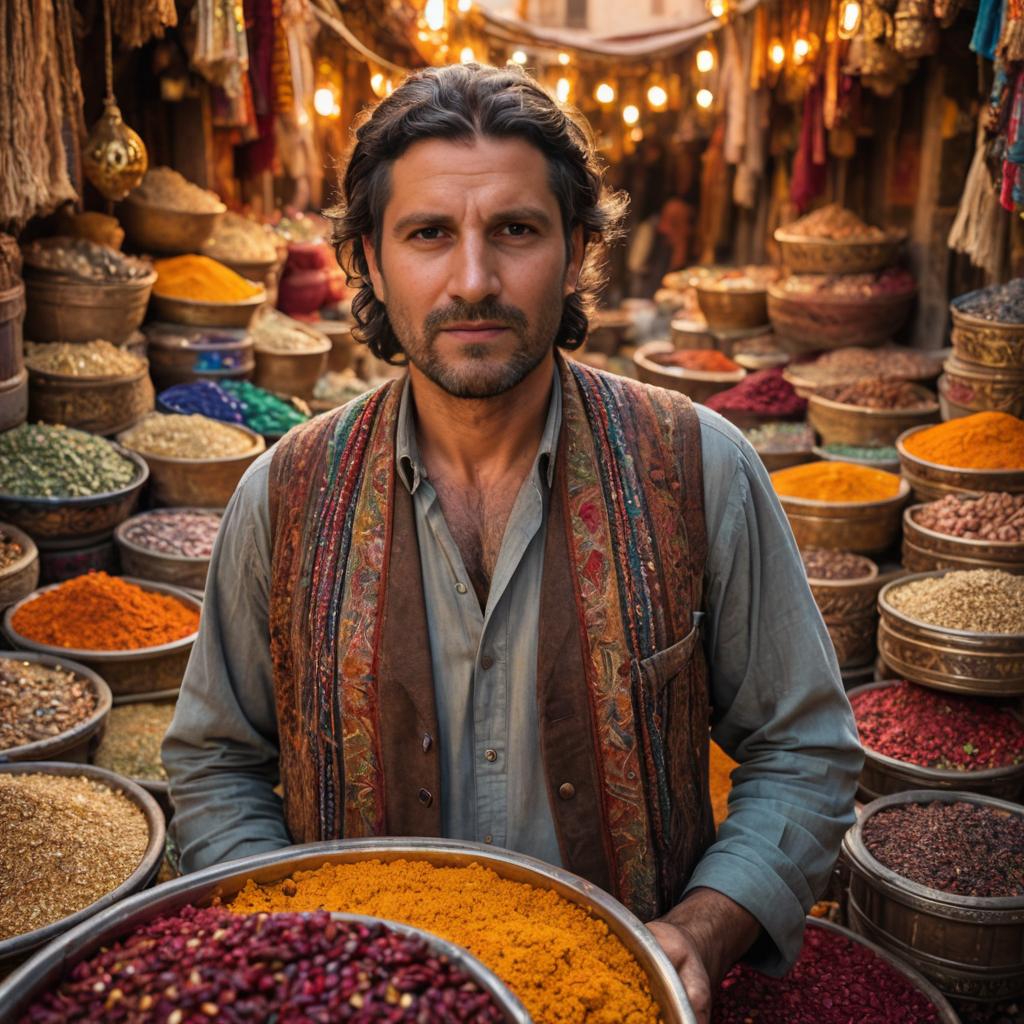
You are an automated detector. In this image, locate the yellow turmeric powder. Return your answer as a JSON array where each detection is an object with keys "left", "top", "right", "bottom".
[
  {"left": 903, "top": 411, "right": 1024, "bottom": 470},
  {"left": 152, "top": 254, "right": 262, "bottom": 303},
  {"left": 771, "top": 461, "right": 902, "bottom": 502},
  {"left": 710, "top": 741, "right": 737, "bottom": 827},
  {"left": 229, "top": 859, "right": 660, "bottom": 1024}
]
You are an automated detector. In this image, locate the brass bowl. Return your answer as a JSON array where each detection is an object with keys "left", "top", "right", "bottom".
[
  {"left": 773, "top": 228, "right": 906, "bottom": 274},
  {"left": 877, "top": 570, "right": 1024, "bottom": 697},
  {"left": 252, "top": 342, "right": 331, "bottom": 400},
  {"left": 775, "top": 476, "right": 911, "bottom": 554},
  {"left": 940, "top": 355, "right": 1024, "bottom": 418},
  {"left": 633, "top": 340, "right": 745, "bottom": 403},
  {"left": 807, "top": 386, "right": 939, "bottom": 447},
  {"left": 848, "top": 680, "right": 1024, "bottom": 802},
  {"left": 0, "top": 367, "right": 27, "bottom": 432},
  {"left": 114, "top": 506, "right": 220, "bottom": 591},
  {"left": 23, "top": 269, "right": 156, "bottom": 344},
  {"left": 843, "top": 789, "right": 1024, "bottom": 1001},
  {"left": 0, "top": 838, "right": 697, "bottom": 1024},
  {"left": 149, "top": 289, "right": 266, "bottom": 330},
  {"left": 119, "top": 197, "right": 226, "bottom": 255},
  {"left": 0, "top": 281, "right": 25, "bottom": 379},
  {"left": 811, "top": 445, "right": 901, "bottom": 473},
  {"left": 144, "top": 323, "right": 254, "bottom": 390},
  {"left": 0, "top": 522, "right": 39, "bottom": 610},
  {"left": 901, "top": 503, "right": 1024, "bottom": 575},
  {"left": 937, "top": 373, "right": 974, "bottom": 421},
  {"left": 27, "top": 363, "right": 155, "bottom": 436},
  {"left": 950, "top": 297, "right": 1024, "bottom": 370},
  {"left": 693, "top": 283, "right": 768, "bottom": 331},
  {"left": 896, "top": 424, "right": 1024, "bottom": 501},
  {"left": 807, "top": 559, "right": 888, "bottom": 669},
  {"left": 3, "top": 577, "right": 201, "bottom": 698},
  {"left": 314, "top": 318, "right": 356, "bottom": 373}
]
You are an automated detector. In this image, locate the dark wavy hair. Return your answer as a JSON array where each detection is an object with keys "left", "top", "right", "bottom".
[{"left": 325, "top": 62, "right": 628, "bottom": 363}]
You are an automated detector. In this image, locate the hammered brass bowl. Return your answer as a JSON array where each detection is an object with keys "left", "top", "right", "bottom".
[
  {"left": 950, "top": 298, "right": 1024, "bottom": 370},
  {"left": 149, "top": 289, "right": 266, "bottom": 330},
  {"left": 877, "top": 571, "right": 1024, "bottom": 697},
  {"left": 939, "top": 355, "right": 1024, "bottom": 419},
  {"left": 633, "top": 340, "right": 745, "bottom": 403},
  {"left": 774, "top": 228, "right": 906, "bottom": 274},
  {"left": 901, "top": 504, "right": 1024, "bottom": 575},
  {"left": 114, "top": 506, "right": 220, "bottom": 591},
  {"left": 807, "top": 386, "right": 939, "bottom": 447},
  {"left": 27, "top": 363, "right": 155, "bottom": 436},
  {"left": 119, "top": 197, "right": 226, "bottom": 255},
  {"left": 807, "top": 559, "right": 890, "bottom": 669},
  {"left": 0, "top": 522, "right": 38, "bottom": 610},
  {"left": 693, "top": 282, "right": 768, "bottom": 331}
]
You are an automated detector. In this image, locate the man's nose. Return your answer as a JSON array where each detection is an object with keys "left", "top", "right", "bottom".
[{"left": 446, "top": 234, "right": 500, "bottom": 304}]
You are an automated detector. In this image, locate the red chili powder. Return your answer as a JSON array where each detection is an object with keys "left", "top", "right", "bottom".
[
  {"left": 705, "top": 367, "right": 807, "bottom": 416},
  {"left": 657, "top": 349, "right": 741, "bottom": 373}
]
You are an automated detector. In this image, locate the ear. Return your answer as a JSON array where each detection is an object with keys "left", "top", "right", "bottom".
[
  {"left": 362, "top": 233, "right": 386, "bottom": 302},
  {"left": 564, "top": 224, "right": 585, "bottom": 296}
]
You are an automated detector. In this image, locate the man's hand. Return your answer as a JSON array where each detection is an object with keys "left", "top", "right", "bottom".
[{"left": 647, "top": 888, "right": 761, "bottom": 1024}]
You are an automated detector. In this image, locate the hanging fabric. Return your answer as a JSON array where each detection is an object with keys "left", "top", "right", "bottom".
[
  {"left": 791, "top": 77, "right": 827, "bottom": 212},
  {"left": 110, "top": 0, "right": 178, "bottom": 48},
  {"left": 949, "top": 112, "right": 1006, "bottom": 278},
  {"left": 971, "top": 0, "right": 1004, "bottom": 61}
]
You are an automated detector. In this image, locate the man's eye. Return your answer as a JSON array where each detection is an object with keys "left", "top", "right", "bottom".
[
  {"left": 502, "top": 223, "right": 532, "bottom": 237},
  {"left": 412, "top": 227, "right": 445, "bottom": 240}
]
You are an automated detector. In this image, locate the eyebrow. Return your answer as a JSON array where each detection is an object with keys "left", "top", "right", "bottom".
[{"left": 391, "top": 206, "right": 553, "bottom": 236}]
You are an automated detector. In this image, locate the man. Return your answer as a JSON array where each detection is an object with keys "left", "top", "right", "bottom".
[{"left": 165, "top": 62, "right": 862, "bottom": 1022}]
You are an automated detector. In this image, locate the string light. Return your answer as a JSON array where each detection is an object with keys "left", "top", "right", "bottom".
[
  {"left": 647, "top": 84, "right": 668, "bottom": 108},
  {"left": 457, "top": 0, "right": 472, "bottom": 10},
  {"left": 424, "top": 0, "right": 445, "bottom": 32},
  {"left": 696, "top": 88, "right": 714, "bottom": 108},
  {"left": 629, "top": 126, "right": 644, "bottom": 142},
  {"left": 768, "top": 39, "right": 786, "bottom": 66},
  {"left": 708, "top": 0, "right": 726, "bottom": 18},
  {"left": 313, "top": 87, "right": 338, "bottom": 117},
  {"left": 511, "top": 49, "right": 527, "bottom": 64},
  {"left": 595, "top": 81, "right": 615, "bottom": 103},
  {"left": 838, "top": 0, "right": 862, "bottom": 37},
  {"left": 622, "top": 104, "right": 640, "bottom": 125},
  {"left": 370, "top": 71, "right": 385, "bottom": 96},
  {"left": 696, "top": 48, "right": 715, "bottom": 72},
  {"left": 460, "top": 45, "right": 476, "bottom": 63},
  {"left": 557, "top": 51, "right": 571, "bottom": 65},
  {"left": 556, "top": 77, "right": 571, "bottom": 103},
  {"left": 792, "top": 36, "right": 811, "bottom": 62}
]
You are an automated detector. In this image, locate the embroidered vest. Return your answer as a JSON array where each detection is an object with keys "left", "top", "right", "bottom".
[{"left": 268, "top": 357, "right": 713, "bottom": 921}]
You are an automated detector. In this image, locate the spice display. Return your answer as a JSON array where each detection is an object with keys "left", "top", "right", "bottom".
[
  {"left": 0, "top": 527, "right": 24, "bottom": 569},
  {"left": 851, "top": 681, "right": 1024, "bottom": 770},
  {"left": 153, "top": 254, "right": 263, "bottom": 304},
  {"left": 885, "top": 570, "right": 1024, "bottom": 634},
  {"left": 203, "top": 211, "right": 278, "bottom": 263},
  {"left": 22, "top": 906, "right": 507, "bottom": 1024},
  {"left": 94, "top": 702, "right": 177, "bottom": 780},
  {"left": 705, "top": 367, "right": 807, "bottom": 417},
  {"left": 862, "top": 800, "right": 1024, "bottom": 897},
  {"left": 0, "top": 772, "right": 148, "bottom": 940},
  {"left": 744, "top": 421, "right": 815, "bottom": 453},
  {"left": 250, "top": 308, "right": 330, "bottom": 353},
  {"left": 21, "top": 237, "right": 151, "bottom": 283},
  {"left": 11, "top": 571, "right": 200, "bottom": 651},
  {"left": 955, "top": 280, "right": 1024, "bottom": 323},
  {"left": 130, "top": 166, "right": 223, "bottom": 212},
  {"left": 789, "top": 347, "right": 943, "bottom": 388},
  {"left": 120, "top": 413, "right": 255, "bottom": 459},
  {"left": 25, "top": 339, "right": 145, "bottom": 378},
  {"left": 783, "top": 203, "right": 888, "bottom": 241},
  {"left": 313, "top": 370, "right": 373, "bottom": 406},
  {"left": 695, "top": 265, "right": 782, "bottom": 290},
  {"left": 714, "top": 924, "right": 941, "bottom": 1024},
  {"left": 801, "top": 548, "right": 875, "bottom": 580},
  {"left": 0, "top": 658, "right": 96, "bottom": 750},
  {"left": 0, "top": 424, "right": 138, "bottom": 498},
  {"left": 123, "top": 509, "right": 222, "bottom": 559},
  {"left": 902, "top": 412, "right": 1024, "bottom": 470},
  {"left": 913, "top": 492, "right": 1024, "bottom": 542},
  {"left": 159, "top": 380, "right": 245, "bottom": 424},
  {"left": 821, "top": 443, "right": 899, "bottom": 462},
  {"left": 817, "top": 378, "right": 934, "bottom": 410},
  {"left": 780, "top": 268, "right": 915, "bottom": 297},
  {"left": 230, "top": 859, "right": 660, "bottom": 1023},
  {"left": 771, "top": 461, "right": 902, "bottom": 502},
  {"left": 159, "top": 380, "right": 308, "bottom": 436},
  {"left": 655, "top": 349, "right": 741, "bottom": 372}
]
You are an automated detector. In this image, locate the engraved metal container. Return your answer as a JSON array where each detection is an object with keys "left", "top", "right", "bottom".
[
  {"left": 774, "top": 228, "right": 906, "bottom": 275},
  {"left": 950, "top": 298, "right": 1024, "bottom": 370},
  {"left": 901, "top": 504, "right": 1024, "bottom": 575},
  {"left": 807, "top": 385, "right": 939, "bottom": 447}
]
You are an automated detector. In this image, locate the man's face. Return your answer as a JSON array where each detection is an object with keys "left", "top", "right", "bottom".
[{"left": 363, "top": 135, "right": 584, "bottom": 399}]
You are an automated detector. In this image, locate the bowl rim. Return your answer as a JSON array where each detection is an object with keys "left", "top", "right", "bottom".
[
  {"left": 634, "top": 340, "right": 746, "bottom": 382},
  {"left": 807, "top": 385, "right": 939, "bottom": 418},
  {"left": 0, "top": 759, "right": 165, "bottom": 960},
  {"left": 693, "top": 278, "right": 770, "bottom": 297},
  {"left": 803, "top": 552, "right": 879, "bottom": 584},
  {"left": 0, "top": 521, "right": 38, "bottom": 577},
  {"left": 121, "top": 194, "right": 227, "bottom": 217},
  {"left": 773, "top": 226, "right": 907, "bottom": 246},
  {"left": 150, "top": 286, "right": 266, "bottom": 310},
  {"left": 3, "top": 576, "right": 202, "bottom": 659},
  {"left": 117, "top": 418, "right": 266, "bottom": 466},
  {"left": 943, "top": 352, "right": 1024, "bottom": 381},
  {"left": 903, "top": 503, "right": 1024, "bottom": 552},
  {"left": 772, "top": 469, "right": 910, "bottom": 510},
  {"left": 950, "top": 291, "right": 1024, "bottom": 332},
  {"left": 22, "top": 266, "right": 158, "bottom": 292},
  {"left": 768, "top": 279, "right": 917, "bottom": 304},
  {"left": 810, "top": 445, "right": 900, "bottom": 470},
  {"left": 896, "top": 424, "right": 1024, "bottom": 478},
  {"left": 252, "top": 337, "right": 333, "bottom": 357},
  {"left": 113, "top": 506, "right": 223, "bottom": 566},
  {"left": 25, "top": 358, "right": 151, "bottom": 386}
]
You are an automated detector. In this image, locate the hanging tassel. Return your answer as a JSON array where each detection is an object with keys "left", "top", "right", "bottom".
[{"left": 949, "top": 113, "right": 1005, "bottom": 278}]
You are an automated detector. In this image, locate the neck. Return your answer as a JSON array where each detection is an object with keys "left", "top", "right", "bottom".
[{"left": 409, "top": 352, "right": 556, "bottom": 486}]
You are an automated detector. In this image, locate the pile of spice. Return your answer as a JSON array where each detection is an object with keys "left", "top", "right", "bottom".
[
  {"left": 250, "top": 308, "right": 329, "bottom": 353},
  {"left": 153, "top": 254, "right": 263, "bottom": 304},
  {"left": 851, "top": 681, "right": 1024, "bottom": 771},
  {"left": 21, "top": 237, "right": 152, "bottom": 283},
  {"left": 955, "top": 280, "right": 1024, "bottom": 323},
  {"left": 23, "top": 907, "right": 507, "bottom": 1024},
  {"left": 655, "top": 349, "right": 741, "bottom": 373},
  {"left": 817, "top": 378, "right": 934, "bottom": 410},
  {"left": 744, "top": 421, "right": 814, "bottom": 453},
  {"left": 0, "top": 527, "right": 24, "bottom": 569},
  {"left": 0, "top": 658, "right": 96, "bottom": 751},
  {"left": 790, "top": 346, "right": 942, "bottom": 388},
  {"left": 0, "top": 772, "right": 148, "bottom": 940},
  {"left": 203, "top": 211, "right": 278, "bottom": 263},
  {"left": 779, "top": 268, "right": 914, "bottom": 298},
  {"left": 120, "top": 413, "right": 255, "bottom": 459},
  {"left": 714, "top": 924, "right": 940, "bottom": 1024},
  {"left": 913, "top": 492, "right": 1024, "bottom": 542},
  {"left": 229, "top": 859, "right": 660, "bottom": 1023},
  {"left": 94, "top": 702, "right": 177, "bottom": 781},
  {"left": 11, "top": 572, "right": 200, "bottom": 651},
  {"left": 313, "top": 370, "right": 372, "bottom": 406},
  {"left": 25, "top": 339, "right": 145, "bottom": 378},
  {"left": 705, "top": 367, "right": 807, "bottom": 418},
  {"left": 863, "top": 800, "right": 1024, "bottom": 897},
  {"left": 130, "top": 166, "right": 223, "bottom": 212},
  {"left": 902, "top": 412, "right": 1024, "bottom": 470},
  {"left": 783, "top": 203, "right": 889, "bottom": 241},
  {"left": 122, "top": 509, "right": 222, "bottom": 559},
  {"left": 159, "top": 380, "right": 307, "bottom": 436},
  {"left": 696, "top": 265, "right": 782, "bottom": 290},
  {"left": 801, "top": 548, "right": 875, "bottom": 580},
  {"left": 159, "top": 380, "right": 245, "bottom": 424},
  {"left": 0, "top": 424, "right": 138, "bottom": 498},
  {"left": 821, "top": 443, "right": 899, "bottom": 462},
  {"left": 885, "top": 569, "right": 1024, "bottom": 634},
  {"left": 771, "top": 461, "right": 902, "bottom": 502}
]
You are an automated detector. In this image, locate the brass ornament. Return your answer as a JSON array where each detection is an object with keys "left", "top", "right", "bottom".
[{"left": 83, "top": 101, "right": 148, "bottom": 201}]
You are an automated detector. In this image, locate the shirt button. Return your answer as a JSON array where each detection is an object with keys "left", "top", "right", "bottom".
[
  {"left": 455, "top": 582, "right": 468, "bottom": 594},
  {"left": 422, "top": 734, "right": 432, "bottom": 753},
  {"left": 480, "top": 654, "right": 494, "bottom": 670},
  {"left": 558, "top": 782, "right": 576, "bottom": 800},
  {"left": 484, "top": 748, "right": 497, "bottom": 762},
  {"left": 418, "top": 788, "right": 433, "bottom": 807}
]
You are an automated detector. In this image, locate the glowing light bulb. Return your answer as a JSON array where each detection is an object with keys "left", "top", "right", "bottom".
[
  {"left": 384, "top": 78, "right": 395, "bottom": 96},
  {"left": 370, "top": 71, "right": 385, "bottom": 95},
  {"left": 297, "top": 108, "right": 309, "bottom": 126},
  {"left": 792, "top": 37, "right": 811, "bottom": 62},
  {"left": 424, "top": 0, "right": 445, "bottom": 32},
  {"left": 696, "top": 48, "right": 715, "bottom": 72},
  {"left": 595, "top": 82, "right": 615, "bottom": 103},
  {"left": 313, "top": 87, "right": 336, "bottom": 117},
  {"left": 708, "top": 0, "right": 726, "bottom": 18},
  {"left": 556, "top": 77, "right": 571, "bottom": 104},
  {"left": 696, "top": 88, "right": 714, "bottom": 109},
  {"left": 459, "top": 46, "right": 475, "bottom": 63},
  {"left": 630, "top": 126, "right": 644, "bottom": 142},
  {"left": 647, "top": 85, "right": 668, "bottom": 108},
  {"left": 622, "top": 104, "right": 640, "bottom": 125},
  {"left": 769, "top": 39, "right": 786, "bottom": 66},
  {"left": 557, "top": 51, "right": 571, "bottom": 65},
  {"left": 511, "top": 49, "right": 527, "bottom": 64},
  {"left": 838, "top": 0, "right": 862, "bottom": 37},
  {"left": 457, "top": 0, "right": 472, "bottom": 9}
]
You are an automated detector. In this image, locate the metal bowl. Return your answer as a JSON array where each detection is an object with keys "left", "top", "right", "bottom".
[
  {"left": 848, "top": 680, "right": 1024, "bottom": 802},
  {"left": 633, "top": 340, "right": 746, "bottom": 403},
  {"left": 877, "top": 570, "right": 1024, "bottom": 697},
  {"left": 784, "top": 347, "right": 945, "bottom": 398},
  {"left": 119, "top": 198, "right": 226, "bottom": 255},
  {"left": 0, "top": 838, "right": 696, "bottom": 1023},
  {"left": 896, "top": 425, "right": 1024, "bottom": 502},
  {"left": 950, "top": 297, "right": 1024, "bottom": 370},
  {"left": 843, "top": 789, "right": 1024, "bottom": 1001},
  {"left": 149, "top": 289, "right": 266, "bottom": 330},
  {"left": 901, "top": 503, "right": 1024, "bottom": 575},
  {"left": 0, "top": 521, "right": 38, "bottom": 610},
  {"left": 0, "top": 760, "right": 165, "bottom": 975},
  {"left": 114, "top": 506, "right": 220, "bottom": 591},
  {"left": 811, "top": 444, "right": 901, "bottom": 473},
  {"left": 0, "top": 446, "right": 148, "bottom": 542},
  {"left": 693, "top": 282, "right": 768, "bottom": 331},
  {"left": 0, "top": 651, "right": 112, "bottom": 765},
  {"left": 252, "top": 344, "right": 330, "bottom": 401},
  {"left": 807, "top": 561, "right": 888, "bottom": 669},
  {"left": 27, "top": 362, "right": 155, "bottom": 436},
  {"left": 3, "top": 577, "right": 201, "bottom": 698},
  {"left": 773, "top": 228, "right": 906, "bottom": 274},
  {"left": 753, "top": 447, "right": 816, "bottom": 472},
  {"left": 807, "top": 386, "right": 940, "bottom": 448},
  {"left": 940, "top": 355, "right": 1024, "bottom": 419}
]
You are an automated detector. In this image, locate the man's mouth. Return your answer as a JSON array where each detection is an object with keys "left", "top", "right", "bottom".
[{"left": 439, "top": 322, "right": 510, "bottom": 340}]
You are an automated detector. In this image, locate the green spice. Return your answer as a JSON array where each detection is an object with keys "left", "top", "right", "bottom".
[
  {"left": 0, "top": 424, "right": 138, "bottom": 498},
  {"left": 744, "top": 421, "right": 815, "bottom": 453},
  {"left": 821, "top": 443, "right": 899, "bottom": 461},
  {"left": 93, "top": 702, "right": 176, "bottom": 780},
  {"left": 220, "top": 379, "right": 308, "bottom": 436}
]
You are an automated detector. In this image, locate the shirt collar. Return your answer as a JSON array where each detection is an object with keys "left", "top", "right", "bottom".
[{"left": 396, "top": 366, "right": 562, "bottom": 494}]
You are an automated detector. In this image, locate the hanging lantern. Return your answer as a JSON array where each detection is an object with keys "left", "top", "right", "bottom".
[{"left": 838, "top": 0, "right": 863, "bottom": 37}]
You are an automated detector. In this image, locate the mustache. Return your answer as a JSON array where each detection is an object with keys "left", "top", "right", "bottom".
[{"left": 423, "top": 299, "right": 529, "bottom": 340}]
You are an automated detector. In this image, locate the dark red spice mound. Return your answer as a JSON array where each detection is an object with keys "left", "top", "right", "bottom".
[
  {"left": 851, "top": 681, "right": 1024, "bottom": 771},
  {"left": 705, "top": 367, "right": 807, "bottom": 417},
  {"left": 21, "top": 906, "right": 506, "bottom": 1023},
  {"left": 863, "top": 801, "right": 1024, "bottom": 898},
  {"left": 714, "top": 924, "right": 941, "bottom": 1023}
]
